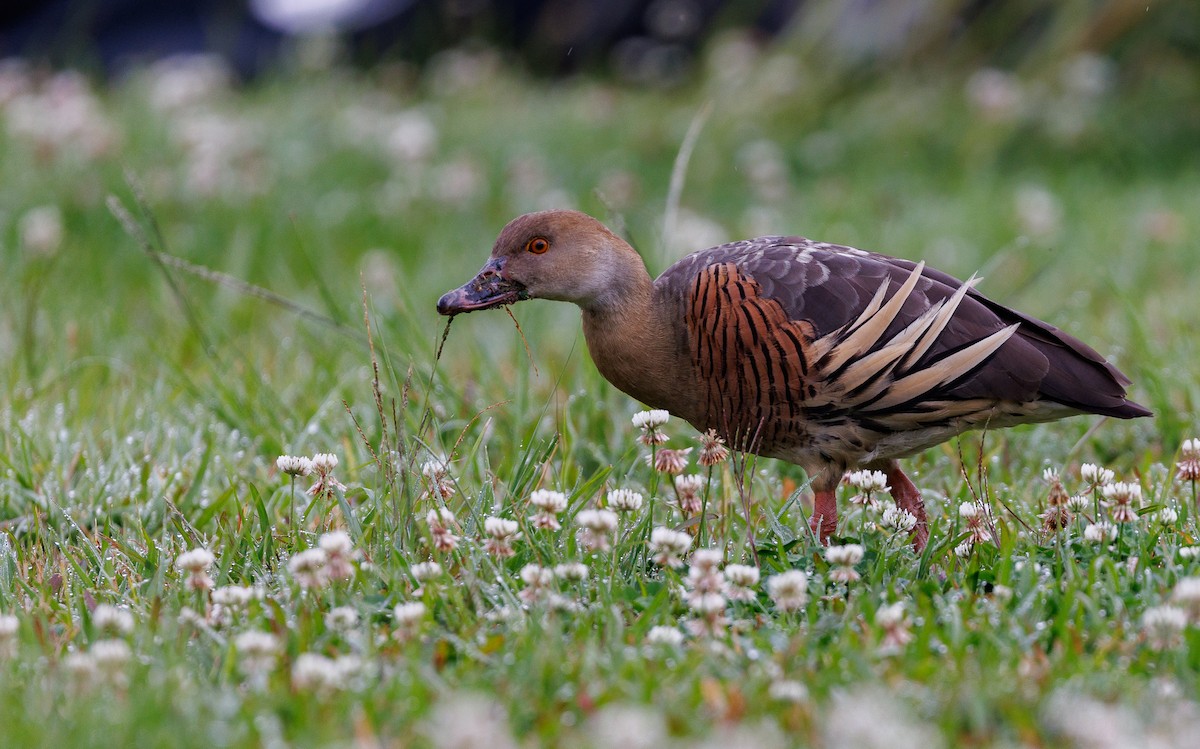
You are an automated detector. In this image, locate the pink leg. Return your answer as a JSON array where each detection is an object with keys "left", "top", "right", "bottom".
[
  {"left": 809, "top": 488, "right": 838, "bottom": 545},
  {"left": 882, "top": 462, "right": 929, "bottom": 551}
]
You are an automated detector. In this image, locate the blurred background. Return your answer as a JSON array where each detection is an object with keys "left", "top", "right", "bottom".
[{"left": 2, "top": 0, "right": 1197, "bottom": 84}]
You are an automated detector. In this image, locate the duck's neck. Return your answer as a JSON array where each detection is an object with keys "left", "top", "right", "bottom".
[{"left": 579, "top": 270, "right": 693, "bottom": 417}]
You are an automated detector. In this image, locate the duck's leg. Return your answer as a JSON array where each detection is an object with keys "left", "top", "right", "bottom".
[
  {"left": 808, "top": 470, "right": 840, "bottom": 544},
  {"left": 881, "top": 461, "right": 929, "bottom": 551}
]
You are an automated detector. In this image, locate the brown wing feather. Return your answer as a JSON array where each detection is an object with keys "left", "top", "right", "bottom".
[{"left": 687, "top": 262, "right": 819, "bottom": 451}]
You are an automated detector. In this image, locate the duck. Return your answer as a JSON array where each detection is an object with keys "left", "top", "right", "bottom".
[{"left": 437, "top": 209, "right": 1151, "bottom": 550}]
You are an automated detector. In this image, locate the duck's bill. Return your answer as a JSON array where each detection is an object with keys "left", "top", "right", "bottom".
[{"left": 437, "top": 260, "right": 528, "bottom": 315}]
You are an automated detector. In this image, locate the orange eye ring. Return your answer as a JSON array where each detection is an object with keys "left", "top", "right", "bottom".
[{"left": 526, "top": 237, "right": 550, "bottom": 254}]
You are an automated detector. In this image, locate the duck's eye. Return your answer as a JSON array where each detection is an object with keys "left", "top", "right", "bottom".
[{"left": 526, "top": 237, "right": 550, "bottom": 254}]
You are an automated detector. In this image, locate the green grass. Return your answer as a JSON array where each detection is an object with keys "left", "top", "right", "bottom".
[{"left": 1, "top": 35, "right": 1199, "bottom": 748}]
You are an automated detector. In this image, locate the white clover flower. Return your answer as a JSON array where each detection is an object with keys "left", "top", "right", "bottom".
[
  {"left": 690, "top": 548, "right": 724, "bottom": 572},
  {"left": 1142, "top": 605, "right": 1187, "bottom": 650},
  {"left": 319, "top": 531, "right": 357, "bottom": 580},
  {"left": 64, "top": 651, "right": 98, "bottom": 687},
  {"left": 673, "top": 474, "right": 706, "bottom": 515},
  {"left": 847, "top": 469, "right": 889, "bottom": 507},
  {"left": 235, "top": 630, "right": 279, "bottom": 678},
  {"left": 175, "top": 548, "right": 216, "bottom": 591},
  {"left": 875, "top": 602, "right": 905, "bottom": 628},
  {"left": 646, "top": 626, "right": 685, "bottom": 648},
  {"left": 1066, "top": 494, "right": 1090, "bottom": 512},
  {"left": 632, "top": 409, "right": 670, "bottom": 445},
  {"left": 292, "top": 653, "right": 343, "bottom": 692},
  {"left": 881, "top": 503, "right": 917, "bottom": 532},
  {"left": 847, "top": 469, "right": 890, "bottom": 493},
  {"left": 649, "top": 527, "right": 692, "bottom": 568},
  {"left": 424, "top": 691, "right": 520, "bottom": 749},
  {"left": 1180, "top": 546, "right": 1200, "bottom": 560},
  {"left": 825, "top": 544, "right": 864, "bottom": 566},
  {"left": 1154, "top": 507, "right": 1179, "bottom": 526},
  {"left": 483, "top": 516, "right": 520, "bottom": 558},
  {"left": 326, "top": 606, "right": 359, "bottom": 631},
  {"left": 519, "top": 564, "right": 555, "bottom": 603},
  {"left": 212, "top": 585, "right": 258, "bottom": 608},
  {"left": 393, "top": 601, "right": 427, "bottom": 643},
  {"left": 426, "top": 507, "right": 460, "bottom": 552},
  {"left": 651, "top": 448, "right": 692, "bottom": 474},
  {"left": 277, "top": 454, "right": 313, "bottom": 477},
  {"left": 631, "top": 409, "right": 670, "bottom": 430},
  {"left": 826, "top": 547, "right": 863, "bottom": 584},
  {"left": 288, "top": 548, "right": 329, "bottom": 589},
  {"left": 393, "top": 601, "right": 427, "bottom": 626},
  {"left": 175, "top": 547, "right": 214, "bottom": 573},
  {"left": 530, "top": 489, "right": 568, "bottom": 513},
  {"left": 310, "top": 453, "right": 339, "bottom": 471},
  {"left": 421, "top": 457, "right": 449, "bottom": 479},
  {"left": 426, "top": 507, "right": 456, "bottom": 528},
  {"left": 576, "top": 508, "right": 618, "bottom": 531},
  {"left": 1080, "top": 463, "right": 1114, "bottom": 486},
  {"left": 393, "top": 602, "right": 427, "bottom": 624},
  {"left": 1179, "top": 438, "right": 1200, "bottom": 482},
  {"left": 1101, "top": 481, "right": 1142, "bottom": 524},
  {"left": 958, "top": 502, "right": 992, "bottom": 543},
  {"left": 90, "top": 642, "right": 131, "bottom": 684},
  {"left": 529, "top": 489, "right": 568, "bottom": 530},
  {"left": 1042, "top": 467, "right": 1060, "bottom": 483},
  {"left": 421, "top": 456, "right": 455, "bottom": 499},
  {"left": 697, "top": 429, "right": 729, "bottom": 466},
  {"left": 92, "top": 604, "right": 134, "bottom": 636},
  {"left": 1083, "top": 521, "right": 1117, "bottom": 543},
  {"left": 954, "top": 540, "right": 975, "bottom": 558},
  {"left": 519, "top": 564, "right": 554, "bottom": 587},
  {"left": 767, "top": 570, "right": 809, "bottom": 612},
  {"left": 307, "top": 452, "right": 346, "bottom": 497},
  {"left": 484, "top": 516, "right": 520, "bottom": 539},
  {"left": 90, "top": 639, "right": 132, "bottom": 673},
  {"left": 687, "top": 592, "right": 727, "bottom": 616},
  {"left": 607, "top": 488, "right": 644, "bottom": 513},
  {"left": 576, "top": 509, "right": 619, "bottom": 552},
  {"left": 875, "top": 602, "right": 913, "bottom": 651},
  {"left": 19, "top": 204, "right": 64, "bottom": 256},
  {"left": 319, "top": 530, "right": 354, "bottom": 556},
  {"left": 724, "top": 563, "right": 760, "bottom": 602},
  {"left": 554, "top": 562, "right": 589, "bottom": 582},
  {"left": 411, "top": 561, "right": 443, "bottom": 582},
  {"left": 725, "top": 564, "right": 760, "bottom": 585},
  {"left": 682, "top": 549, "right": 727, "bottom": 635}
]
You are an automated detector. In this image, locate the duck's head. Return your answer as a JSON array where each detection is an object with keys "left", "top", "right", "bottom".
[{"left": 437, "top": 210, "right": 639, "bottom": 315}]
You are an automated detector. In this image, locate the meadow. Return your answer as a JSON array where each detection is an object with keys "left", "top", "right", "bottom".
[{"left": 1, "top": 25, "right": 1199, "bottom": 748}]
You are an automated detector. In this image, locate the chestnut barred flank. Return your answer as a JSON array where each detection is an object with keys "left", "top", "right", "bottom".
[{"left": 440, "top": 210, "right": 1151, "bottom": 551}]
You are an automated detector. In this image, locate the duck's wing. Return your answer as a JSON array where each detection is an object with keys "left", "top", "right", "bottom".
[{"left": 658, "top": 237, "right": 1148, "bottom": 449}]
